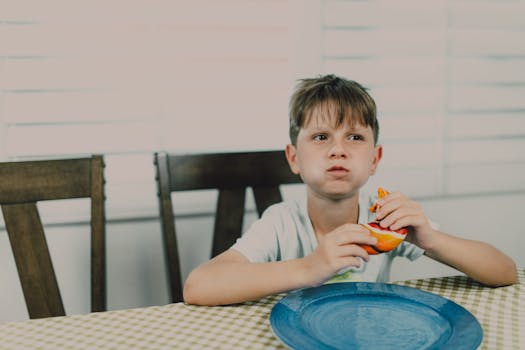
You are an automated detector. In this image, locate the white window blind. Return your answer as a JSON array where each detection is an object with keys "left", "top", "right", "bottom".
[
  {"left": 1, "top": 0, "right": 524, "bottom": 222},
  {"left": 0, "top": 0, "right": 300, "bottom": 221},
  {"left": 322, "top": 0, "right": 525, "bottom": 198}
]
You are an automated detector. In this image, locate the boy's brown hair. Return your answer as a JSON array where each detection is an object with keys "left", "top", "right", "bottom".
[{"left": 288, "top": 74, "right": 379, "bottom": 145}]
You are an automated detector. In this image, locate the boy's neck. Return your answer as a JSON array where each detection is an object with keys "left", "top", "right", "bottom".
[{"left": 307, "top": 192, "right": 360, "bottom": 237}]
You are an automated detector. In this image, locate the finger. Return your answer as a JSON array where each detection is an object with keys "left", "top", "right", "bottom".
[
  {"left": 328, "top": 225, "right": 371, "bottom": 245},
  {"left": 389, "top": 215, "right": 427, "bottom": 231},
  {"left": 375, "top": 198, "right": 405, "bottom": 220},
  {"left": 378, "top": 206, "right": 412, "bottom": 228},
  {"left": 337, "top": 244, "right": 371, "bottom": 261},
  {"left": 377, "top": 197, "right": 420, "bottom": 223},
  {"left": 376, "top": 190, "right": 404, "bottom": 207},
  {"left": 338, "top": 256, "right": 366, "bottom": 269}
]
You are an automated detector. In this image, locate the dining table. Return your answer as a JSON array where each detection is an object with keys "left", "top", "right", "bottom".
[{"left": 0, "top": 268, "right": 523, "bottom": 350}]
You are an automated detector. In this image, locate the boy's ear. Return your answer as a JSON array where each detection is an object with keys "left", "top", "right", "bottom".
[
  {"left": 285, "top": 144, "right": 300, "bottom": 175},
  {"left": 369, "top": 144, "right": 383, "bottom": 175}
]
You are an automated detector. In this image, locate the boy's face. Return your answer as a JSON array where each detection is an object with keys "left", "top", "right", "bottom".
[{"left": 286, "top": 107, "right": 382, "bottom": 201}]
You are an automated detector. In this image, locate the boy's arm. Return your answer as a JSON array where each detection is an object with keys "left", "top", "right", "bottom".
[
  {"left": 376, "top": 191, "right": 517, "bottom": 287},
  {"left": 422, "top": 230, "right": 517, "bottom": 286},
  {"left": 184, "top": 224, "right": 378, "bottom": 305},
  {"left": 183, "top": 249, "right": 311, "bottom": 305}
]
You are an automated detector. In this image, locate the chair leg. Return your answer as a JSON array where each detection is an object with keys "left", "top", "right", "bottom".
[{"left": 3, "top": 203, "right": 65, "bottom": 319}]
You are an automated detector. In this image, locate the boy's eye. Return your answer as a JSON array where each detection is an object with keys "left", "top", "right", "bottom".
[
  {"left": 348, "top": 134, "right": 363, "bottom": 141},
  {"left": 313, "top": 134, "right": 328, "bottom": 141}
]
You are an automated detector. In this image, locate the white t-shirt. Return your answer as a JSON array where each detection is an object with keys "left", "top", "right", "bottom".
[{"left": 231, "top": 192, "right": 425, "bottom": 283}]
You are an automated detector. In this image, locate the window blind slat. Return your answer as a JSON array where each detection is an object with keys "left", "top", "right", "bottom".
[
  {"left": 448, "top": 87, "right": 525, "bottom": 111},
  {"left": 366, "top": 167, "right": 442, "bottom": 199},
  {"left": 4, "top": 91, "right": 161, "bottom": 123},
  {"left": 450, "top": 59, "right": 525, "bottom": 84},
  {"left": 324, "top": 1, "right": 446, "bottom": 28},
  {"left": 447, "top": 113, "right": 525, "bottom": 139},
  {"left": 324, "top": 59, "right": 445, "bottom": 85},
  {"left": 2, "top": 24, "right": 289, "bottom": 58},
  {"left": 380, "top": 143, "right": 441, "bottom": 169},
  {"left": 6, "top": 122, "right": 160, "bottom": 157},
  {"left": 447, "top": 163, "right": 525, "bottom": 194},
  {"left": 450, "top": 30, "right": 525, "bottom": 57},
  {"left": 3, "top": 0, "right": 288, "bottom": 27},
  {"left": 3, "top": 58, "right": 165, "bottom": 90},
  {"left": 324, "top": 30, "right": 446, "bottom": 58},
  {"left": 449, "top": 2, "right": 525, "bottom": 30},
  {"left": 447, "top": 139, "right": 525, "bottom": 165},
  {"left": 373, "top": 87, "right": 445, "bottom": 114},
  {"left": 380, "top": 116, "right": 442, "bottom": 143}
]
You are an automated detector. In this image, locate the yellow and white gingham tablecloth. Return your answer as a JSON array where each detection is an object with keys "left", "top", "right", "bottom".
[{"left": 0, "top": 269, "right": 523, "bottom": 350}]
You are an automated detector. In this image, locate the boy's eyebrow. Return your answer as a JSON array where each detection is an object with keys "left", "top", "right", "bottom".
[{"left": 303, "top": 123, "right": 368, "bottom": 132}]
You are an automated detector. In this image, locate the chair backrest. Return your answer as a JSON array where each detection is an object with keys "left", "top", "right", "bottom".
[
  {"left": 0, "top": 155, "right": 106, "bottom": 319},
  {"left": 154, "top": 150, "right": 302, "bottom": 302}
]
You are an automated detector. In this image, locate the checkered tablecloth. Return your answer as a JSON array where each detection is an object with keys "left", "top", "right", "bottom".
[{"left": 0, "top": 269, "right": 523, "bottom": 350}]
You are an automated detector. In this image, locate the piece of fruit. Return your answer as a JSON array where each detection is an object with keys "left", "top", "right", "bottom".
[
  {"left": 360, "top": 187, "right": 408, "bottom": 255},
  {"left": 360, "top": 222, "right": 408, "bottom": 255}
]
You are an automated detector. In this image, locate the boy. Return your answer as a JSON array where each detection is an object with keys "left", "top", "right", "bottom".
[{"left": 184, "top": 74, "right": 517, "bottom": 305}]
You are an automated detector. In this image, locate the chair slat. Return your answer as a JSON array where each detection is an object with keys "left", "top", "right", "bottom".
[
  {"left": 169, "top": 151, "right": 299, "bottom": 191},
  {"left": 90, "top": 155, "right": 106, "bottom": 312},
  {"left": 154, "top": 153, "right": 183, "bottom": 303},
  {"left": 212, "top": 188, "right": 246, "bottom": 257},
  {"left": 2, "top": 203, "right": 65, "bottom": 319},
  {"left": 252, "top": 186, "right": 283, "bottom": 217},
  {"left": 0, "top": 158, "right": 91, "bottom": 203}
]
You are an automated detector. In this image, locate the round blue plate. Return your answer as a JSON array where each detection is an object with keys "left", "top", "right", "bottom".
[{"left": 270, "top": 283, "right": 482, "bottom": 350}]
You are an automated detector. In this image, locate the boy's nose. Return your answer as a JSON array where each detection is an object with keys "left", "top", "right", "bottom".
[{"left": 329, "top": 141, "right": 347, "bottom": 158}]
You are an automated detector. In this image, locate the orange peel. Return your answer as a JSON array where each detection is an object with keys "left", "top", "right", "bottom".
[
  {"left": 368, "top": 186, "right": 389, "bottom": 213},
  {"left": 360, "top": 187, "right": 408, "bottom": 255}
]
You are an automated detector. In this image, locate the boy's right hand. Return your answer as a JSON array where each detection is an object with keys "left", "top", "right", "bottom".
[{"left": 302, "top": 224, "right": 378, "bottom": 286}]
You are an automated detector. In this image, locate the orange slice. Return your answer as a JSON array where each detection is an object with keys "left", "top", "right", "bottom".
[
  {"left": 361, "top": 187, "right": 408, "bottom": 255},
  {"left": 360, "top": 222, "right": 408, "bottom": 255}
]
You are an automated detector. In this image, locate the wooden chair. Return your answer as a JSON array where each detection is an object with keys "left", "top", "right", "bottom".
[
  {"left": 0, "top": 155, "right": 106, "bottom": 319},
  {"left": 154, "top": 150, "right": 302, "bottom": 303}
]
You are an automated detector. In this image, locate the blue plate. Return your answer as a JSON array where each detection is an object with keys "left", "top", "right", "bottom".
[{"left": 270, "top": 283, "right": 482, "bottom": 350}]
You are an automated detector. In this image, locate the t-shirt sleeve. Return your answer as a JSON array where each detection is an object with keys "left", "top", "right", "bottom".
[
  {"left": 230, "top": 205, "right": 282, "bottom": 263},
  {"left": 391, "top": 241, "right": 425, "bottom": 261}
]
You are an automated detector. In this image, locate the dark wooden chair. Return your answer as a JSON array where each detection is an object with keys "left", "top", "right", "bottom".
[
  {"left": 154, "top": 150, "right": 302, "bottom": 303},
  {"left": 0, "top": 155, "right": 106, "bottom": 319}
]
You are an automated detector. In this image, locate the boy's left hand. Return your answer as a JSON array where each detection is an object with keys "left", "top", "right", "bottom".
[{"left": 374, "top": 191, "right": 435, "bottom": 250}]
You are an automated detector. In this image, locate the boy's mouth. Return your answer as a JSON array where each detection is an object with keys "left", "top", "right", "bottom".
[{"left": 327, "top": 165, "right": 349, "bottom": 173}]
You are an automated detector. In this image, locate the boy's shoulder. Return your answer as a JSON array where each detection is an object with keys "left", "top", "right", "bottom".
[{"left": 262, "top": 199, "right": 304, "bottom": 218}]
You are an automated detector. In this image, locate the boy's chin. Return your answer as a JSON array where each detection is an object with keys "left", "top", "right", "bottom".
[
  {"left": 308, "top": 181, "right": 362, "bottom": 200},
  {"left": 321, "top": 188, "right": 359, "bottom": 201}
]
